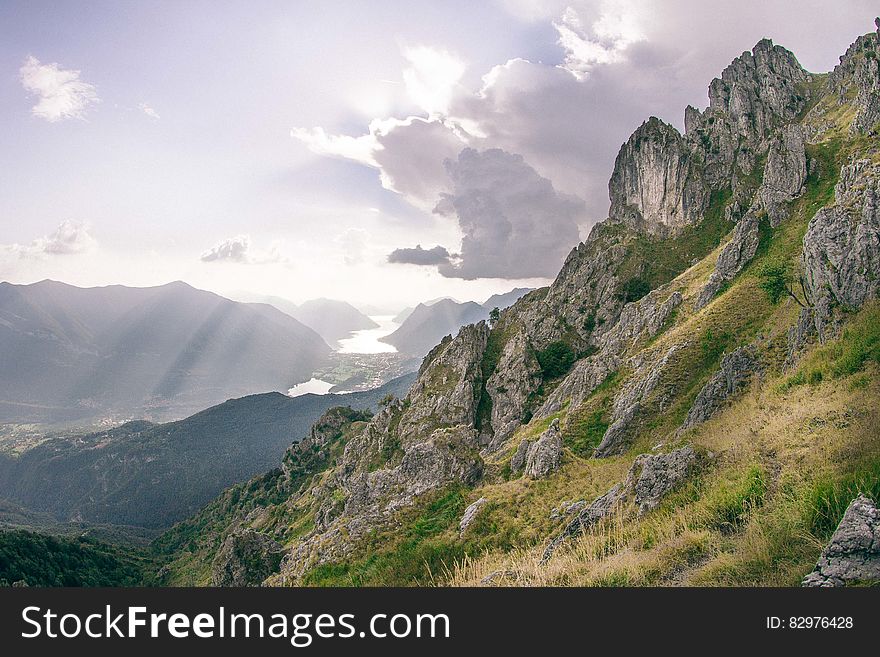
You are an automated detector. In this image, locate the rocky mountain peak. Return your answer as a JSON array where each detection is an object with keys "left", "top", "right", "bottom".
[
  {"left": 608, "top": 116, "right": 708, "bottom": 236},
  {"left": 707, "top": 38, "right": 809, "bottom": 139}
]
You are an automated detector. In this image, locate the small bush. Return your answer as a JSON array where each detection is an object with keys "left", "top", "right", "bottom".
[
  {"left": 619, "top": 277, "right": 651, "bottom": 303},
  {"left": 536, "top": 341, "right": 577, "bottom": 379}
]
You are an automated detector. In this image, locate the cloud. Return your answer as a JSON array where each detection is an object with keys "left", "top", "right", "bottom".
[
  {"left": 432, "top": 148, "right": 583, "bottom": 279},
  {"left": 337, "top": 228, "right": 369, "bottom": 265},
  {"left": 200, "top": 235, "right": 250, "bottom": 262},
  {"left": 292, "top": 1, "right": 879, "bottom": 278},
  {"left": 19, "top": 56, "right": 99, "bottom": 122},
  {"left": 402, "top": 45, "right": 466, "bottom": 116},
  {"left": 554, "top": 3, "right": 647, "bottom": 79},
  {"left": 387, "top": 244, "right": 453, "bottom": 266},
  {"left": 200, "top": 235, "right": 287, "bottom": 264},
  {"left": 293, "top": 115, "right": 467, "bottom": 209},
  {"left": 139, "top": 102, "right": 160, "bottom": 120},
  {"left": 1, "top": 220, "right": 97, "bottom": 259}
]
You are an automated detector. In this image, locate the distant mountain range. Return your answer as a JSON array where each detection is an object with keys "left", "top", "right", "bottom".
[
  {"left": 380, "top": 288, "right": 533, "bottom": 355},
  {"left": 0, "top": 372, "right": 415, "bottom": 528},
  {"left": 288, "top": 298, "right": 378, "bottom": 347},
  {"left": 229, "top": 293, "right": 378, "bottom": 348},
  {"left": 0, "top": 280, "right": 331, "bottom": 425}
]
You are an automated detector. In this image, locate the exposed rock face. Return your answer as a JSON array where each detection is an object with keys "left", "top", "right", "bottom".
[
  {"left": 538, "top": 289, "right": 681, "bottom": 418},
  {"left": 459, "top": 497, "right": 488, "bottom": 535},
  {"left": 211, "top": 529, "right": 284, "bottom": 587},
  {"left": 513, "top": 226, "right": 628, "bottom": 351},
  {"left": 524, "top": 419, "right": 564, "bottom": 479},
  {"left": 624, "top": 447, "right": 697, "bottom": 515},
  {"left": 801, "top": 160, "right": 880, "bottom": 339},
  {"left": 274, "top": 323, "right": 489, "bottom": 582},
  {"left": 709, "top": 39, "right": 809, "bottom": 139},
  {"left": 609, "top": 117, "right": 708, "bottom": 236},
  {"left": 281, "top": 406, "right": 371, "bottom": 478},
  {"left": 543, "top": 446, "right": 697, "bottom": 560},
  {"left": 594, "top": 343, "right": 684, "bottom": 458},
  {"left": 510, "top": 437, "right": 531, "bottom": 474},
  {"left": 677, "top": 346, "right": 760, "bottom": 434},
  {"left": 485, "top": 330, "right": 543, "bottom": 450},
  {"left": 828, "top": 19, "right": 880, "bottom": 133},
  {"left": 802, "top": 495, "right": 880, "bottom": 587},
  {"left": 695, "top": 213, "right": 760, "bottom": 310},
  {"left": 758, "top": 125, "right": 808, "bottom": 226},
  {"left": 396, "top": 323, "right": 490, "bottom": 441}
]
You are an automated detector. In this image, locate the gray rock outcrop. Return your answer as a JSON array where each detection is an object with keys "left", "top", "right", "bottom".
[
  {"left": 485, "top": 330, "right": 543, "bottom": 450},
  {"left": 685, "top": 39, "right": 810, "bottom": 191},
  {"left": 543, "top": 446, "right": 697, "bottom": 560},
  {"left": 758, "top": 125, "right": 807, "bottom": 226},
  {"left": 695, "top": 213, "right": 760, "bottom": 310},
  {"left": 677, "top": 346, "right": 761, "bottom": 434},
  {"left": 211, "top": 529, "right": 284, "bottom": 587},
  {"left": 459, "top": 497, "right": 488, "bottom": 535},
  {"left": 510, "top": 437, "right": 531, "bottom": 473},
  {"left": 802, "top": 495, "right": 880, "bottom": 587},
  {"left": 801, "top": 160, "right": 880, "bottom": 339},
  {"left": 827, "top": 19, "right": 880, "bottom": 134},
  {"left": 624, "top": 447, "right": 697, "bottom": 515},
  {"left": 524, "top": 419, "right": 564, "bottom": 479},
  {"left": 609, "top": 117, "right": 708, "bottom": 236},
  {"left": 594, "top": 343, "right": 684, "bottom": 458}
]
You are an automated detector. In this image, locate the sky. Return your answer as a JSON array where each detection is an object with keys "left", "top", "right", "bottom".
[{"left": 0, "top": 1, "right": 877, "bottom": 310}]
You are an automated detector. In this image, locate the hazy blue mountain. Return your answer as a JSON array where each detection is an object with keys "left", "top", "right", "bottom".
[
  {"left": 0, "top": 280, "right": 331, "bottom": 425},
  {"left": 379, "top": 299, "right": 488, "bottom": 355},
  {"left": 0, "top": 372, "right": 415, "bottom": 528},
  {"left": 381, "top": 289, "right": 534, "bottom": 355},
  {"left": 392, "top": 306, "right": 415, "bottom": 324},
  {"left": 483, "top": 287, "right": 534, "bottom": 311},
  {"left": 290, "top": 298, "right": 379, "bottom": 346}
]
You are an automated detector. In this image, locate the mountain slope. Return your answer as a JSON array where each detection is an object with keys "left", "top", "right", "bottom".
[
  {"left": 0, "top": 280, "right": 331, "bottom": 425},
  {"left": 482, "top": 288, "right": 533, "bottom": 311},
  {"left": 379, "top": 298, "right": 488, "bottom": 355},
  {"left": 0, "top": 373, "right": 415, "bottom": 528},
  {"left": 289, "top": 298, "right": 379, "bottom": 347},
  {"left": 157, "top": 23, "right": 880, "bottom": 588}
]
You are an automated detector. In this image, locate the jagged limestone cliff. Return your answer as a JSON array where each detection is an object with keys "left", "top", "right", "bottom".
[{"left": 156, "top": 22, "right": 880, "bottom": 587}]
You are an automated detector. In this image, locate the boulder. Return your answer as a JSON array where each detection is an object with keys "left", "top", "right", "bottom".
[
  {"left": 624, "top": 447, "right": 697, "bottom": 515},
  {"left": 802, "top": 495, "right": 880, "bottom": 587},
  {"left": 524, "top": 419, "right": 564, "bottom": 479},
  {"left": 459, "top": 497, "right": 488, "bottom": 535},
  {"left": 543, "top": 446, "right": 697, "bottom": 560}
]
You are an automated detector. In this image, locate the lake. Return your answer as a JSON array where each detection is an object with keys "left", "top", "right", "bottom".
[
  {"left": 288, "top": 315, "right": 401, "bottom": 397},
  {"left": 337, "top": 315, "right": 399, "bottom": 354}
]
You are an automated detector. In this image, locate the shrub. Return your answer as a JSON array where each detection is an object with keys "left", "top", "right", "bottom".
[{"left": 536, "top": 341, "right": 577, "bottom": 379}]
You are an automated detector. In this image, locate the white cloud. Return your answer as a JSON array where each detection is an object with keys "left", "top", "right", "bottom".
[
  {"left": 139, "top": 102, "right": 160, "bottom": 120},
  {"left": 200, "top": 235, "right": 287, "bottom": 264},
  {"left": 0, "top": 220, "right": 97, "bottom": 258},
  {"left": 429, "top": 148, "right": 583, "bottom": 279},
  {"left": 19, "top": 56, "right": 99, "bottom": 122},
  {"left": 293, "top": 115, "right": 467, "bottom": 208},
  {"left": 337, "top": 228, "right": 369, "bottom": 265},
  {"left": 554, "top": 2, "right": 647, "bottom": 79},
  {"left": 401, "top": 45, "right": 466, "bottom": 116}
]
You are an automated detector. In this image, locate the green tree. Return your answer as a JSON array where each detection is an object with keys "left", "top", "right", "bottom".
[{"left": 757, "top": 258, "right": 805, "bottom": 306}]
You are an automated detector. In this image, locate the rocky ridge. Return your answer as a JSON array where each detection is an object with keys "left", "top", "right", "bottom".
[{"left": 157, "top": 23, "right": 880, "bottom": 588}]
